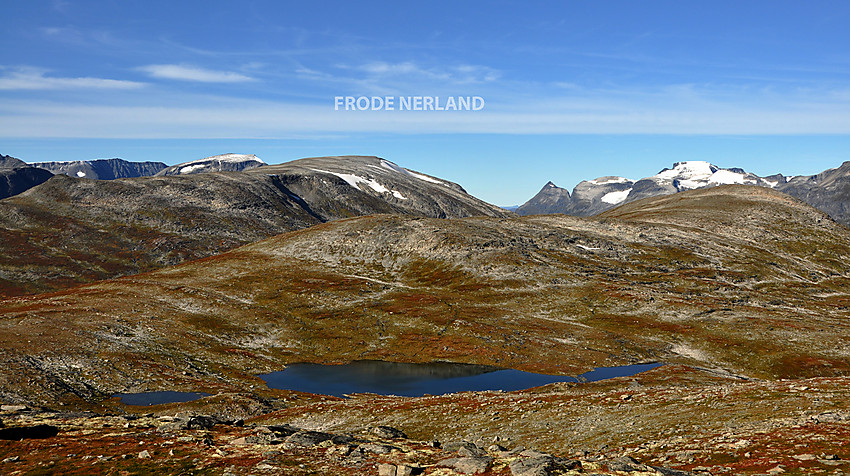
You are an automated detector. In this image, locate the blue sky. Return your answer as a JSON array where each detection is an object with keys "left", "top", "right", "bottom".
[{"left": 2, "top": 1, "right": 849, "bottom": 205}]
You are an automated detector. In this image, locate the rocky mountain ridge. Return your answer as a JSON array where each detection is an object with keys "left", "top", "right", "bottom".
[
  {"left": 0, "top": 155, "right": 509, "bottom": 297},
  {"left": 518, "top": 160, "right": 850, "bottom": 226},
  {"left": 30, "top": 158, "right": 167, "bottom": 180},
  {"left": 155, "top": 153, "right": 266, "bottom": 176},
  {"left": 0, "top": 155, "right": 27, "bottom": 169}
]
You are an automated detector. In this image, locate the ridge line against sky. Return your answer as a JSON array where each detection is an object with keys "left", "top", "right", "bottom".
[{"left": 1, "top": 0, "right": 849, "bottom": 205}]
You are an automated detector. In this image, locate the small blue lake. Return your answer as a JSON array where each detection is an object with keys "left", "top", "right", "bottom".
[
  {"left": 113, "top": 391, "right": 211, "bottom": 406},
  {"left": 259, "top": 360, "right": 662, "bottom": 398}
]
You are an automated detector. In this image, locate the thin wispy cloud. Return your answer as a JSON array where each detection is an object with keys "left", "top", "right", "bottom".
[
  {"left": 356, "top": 61, "right": 501, "bottom": 84},
  {"left": 138, "top": 64, "right": 255, "bottom": 83},
  {"left": 0, "top": 67, "right": 145, "bottom": 90},
  {"left": 51, "top": 0, "right": 71, "bottom": 12},
  {"left": 3, "top": 86, "right": 849, "bottom": 139},
  {"left": 288, "top": 61, "right": 503, "bottom": 97}
]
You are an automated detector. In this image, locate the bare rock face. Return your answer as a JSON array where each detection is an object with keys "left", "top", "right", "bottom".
[
  {"left": 564, "top": 176, "right": 636, "bottom": 216},
  {"left": 30, "top": 158, "right": 166, "bottom": 179},
  {"left": 155, "top": 153, "right": 265, "bottom": 176},
  {"left": 777, "top": 161, "right": 850, "bottom": 227}
]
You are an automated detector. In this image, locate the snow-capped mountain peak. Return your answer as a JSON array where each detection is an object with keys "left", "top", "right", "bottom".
[
  {"left": 652, "top": 161, "right": 764, "bottom": 191},
  {"left": 655, "top": 161, "right": 717, "bottom": 181},
  {"left": 180, "top": 153, "right": 264, "bottom": 167},
  {"left": 587, "top": 176, "right": 632, "bottom": 185}
]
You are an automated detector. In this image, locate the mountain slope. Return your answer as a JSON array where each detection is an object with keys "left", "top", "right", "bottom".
[
  {"left": 155, "top": 153, "right": 265, "bottom": 176},
  {"left": 0, "top": 167, "right": 54, "bottom": 200},
  {"left": 0, "top": 155, "right": 54, "bottom": 199},
  {"left": 247, "top": 155, "right": 508, "bottom": 219},
  {"left": 777, "top": 161, "right": 850, "bottom": 226},
  {"left": 2, "top": 185, "right": 848, "bottom": 406},
  {"left": 518, "top": 160, "right": 850, "bottom": 226},
  {"left": 30, "top": 158, "right": 167, "bottom": 179},
  {"left": 0, "top": 156, "right": 509, "bottom": 298}
]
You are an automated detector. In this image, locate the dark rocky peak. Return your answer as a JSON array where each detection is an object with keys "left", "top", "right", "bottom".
[
  {"left": 0, "top": 155, "right": 27, "bottom": 169},
  {"left": 516, "top": 181, "right": 571, "bottom": 216},
  {"left": 1, "top": 166, "right": 53, "bottom": 200}
]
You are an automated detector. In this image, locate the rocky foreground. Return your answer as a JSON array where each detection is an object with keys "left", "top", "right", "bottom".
[
  {"left": 0, "top": 410, "right": 690, "bottom": 476},
  {"left": 1, "top": 366, "right": 849, "bottom": 475}
]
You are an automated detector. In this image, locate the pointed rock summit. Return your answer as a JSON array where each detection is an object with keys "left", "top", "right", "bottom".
[{"left": 516, "top": 181, "right": 570, "bottom": 215}]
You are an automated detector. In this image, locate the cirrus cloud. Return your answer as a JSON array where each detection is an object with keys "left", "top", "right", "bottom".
[
  {"left": 0, "top": 66, "right": 145, "bottom": 90},
  {"left": 138, "top": 64, "right": 255, "bottom": 83}
]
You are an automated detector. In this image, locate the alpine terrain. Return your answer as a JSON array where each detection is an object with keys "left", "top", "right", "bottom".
[
  {"left": 0, "top": 155, "right": 509, "bottom": 298},
  {"left": 518, "top": 160, "right": 850, "bottom": 226},
  {"left": 1, "top": 158, "right": 849, "bottom": 475}
]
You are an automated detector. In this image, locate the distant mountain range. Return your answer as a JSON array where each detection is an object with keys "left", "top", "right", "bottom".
[
  {"left": 29, "top": 154, "right": 267, "bottom": 180},
  {"left": 30, "top": 157, "right": 167, "bottom": 180},
  {"left": 1, "top": 155, "right": 270, "bottom": 202},
  {"left": 518, "top": 160, "right": 850, "bottom": 226}
]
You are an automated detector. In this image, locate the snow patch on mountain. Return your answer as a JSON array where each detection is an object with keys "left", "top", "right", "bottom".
[
  {"left": 601, "top": 188, "right": 632, "bottom": 204},
  {"left": 652, "top": 161, "right": 763, "bottom": 191},
  {"left": 708, "top": 169, "right": 755, "bottom": 185},
  {"left": 180, "top": 153, "right": 265, "bottom": 167},
  {"left": 379, "top": 159, "right": 446, "bottom": 186},
  {"left": 656, "top": 161, "right": 717, "bottom": 181},
  {"left": 312, "top": 168, "right": 409, "bottom": 199},
  {"left": 589, "top": 177, "right": 632, "bottom": 185},
  {"left": 179, "top": 164, "right": 206, "bottom": 174}
]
